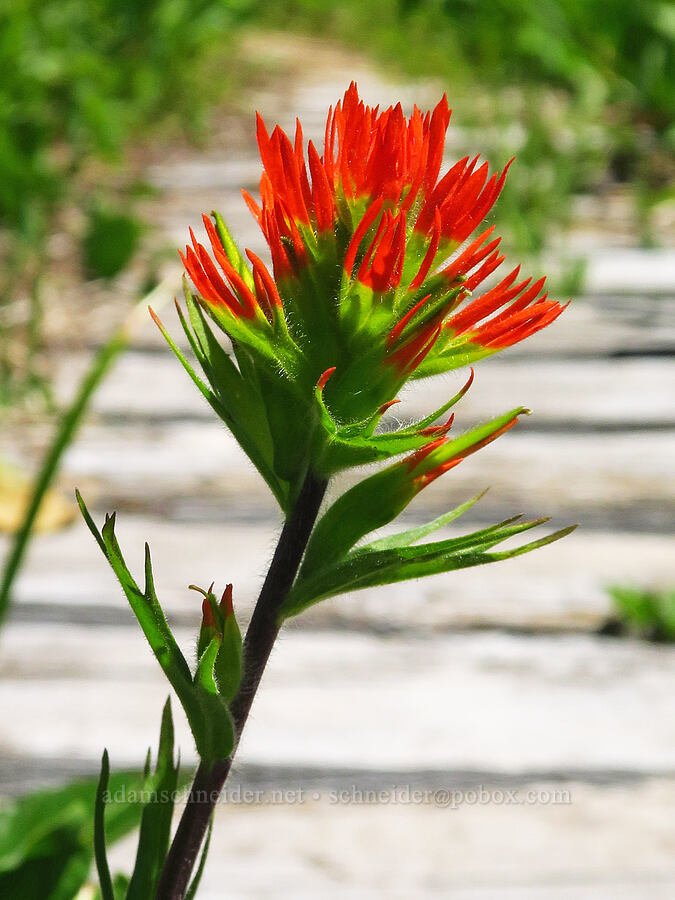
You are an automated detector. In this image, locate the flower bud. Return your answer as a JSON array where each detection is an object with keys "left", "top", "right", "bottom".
[
  {"left": 190, "top": 583, "right": 242, "bottom": 704},
  {"left": 215, "top": 584, "right": 242, "bottom": 704}
]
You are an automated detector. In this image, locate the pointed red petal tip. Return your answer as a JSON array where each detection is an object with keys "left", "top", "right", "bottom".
[
  {"left": 378, "top": 398, "right": 401, "bottom": 416},
  {"left": 387, "top": 293, "right": 433, "bottom": 348},
  {"left": 316, "top": 366, "right": 337, "bottom": 392},
  {"left": 201, "top": 596, "right": 216, "bottom": 628},
  {"left": 220, "top": 583, "right": 234, "bottom": 617},
  {"left": 450, "top": 367, "right": 476, "bottom": 404},
  {"left": 414, "top": 411, "right": 523, "bottom": 489},
  {"left": 419, "top": 413, "right": 454, "bottom": 437},
  {"left": 148, "top": 305, "right": 164, "bottom": 330}
]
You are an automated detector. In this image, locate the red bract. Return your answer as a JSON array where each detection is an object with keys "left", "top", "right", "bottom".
[
  {"left": 409, "top": 412, "right": 521, "bottom": 490},
  {"left": 248, "top": 82, "right": 507, "bottom": 249},
  {"left": 180, "top": 219, "right": 259, "bottom": 320},
  {"left": 178, "top": 82, "right": 569, "bottom": 424}
]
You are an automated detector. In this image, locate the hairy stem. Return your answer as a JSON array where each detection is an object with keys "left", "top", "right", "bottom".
[{"left": 156, "top": 471, "right": 328, "bottom": 900}]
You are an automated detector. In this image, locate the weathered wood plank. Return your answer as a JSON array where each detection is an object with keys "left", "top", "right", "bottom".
[
  {"left": 0, "top": 627, "right": 673, "bottom": 774},
  {"left": 3, "top": 418, "right": 671, "bottom": 533},
  {"left": 50, "top": 349, "right": 675, "bottom": 425},
  {"left": 187, "top": 780, "right": 675, "bottom": 899},
  {"left": 2, "top": 513, "right": 673, "bottom": 630},
  {"left": 190, "top": 782, "right": 675, "bottom": 899}
]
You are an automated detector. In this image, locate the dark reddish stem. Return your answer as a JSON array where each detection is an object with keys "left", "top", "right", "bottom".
[{"left": 155, "top": 471, "right": 327, "bottom": 900}]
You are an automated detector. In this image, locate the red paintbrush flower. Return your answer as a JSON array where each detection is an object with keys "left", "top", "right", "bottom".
[{"left": 174, "top": 82, "right": 569, "bottom": 427}]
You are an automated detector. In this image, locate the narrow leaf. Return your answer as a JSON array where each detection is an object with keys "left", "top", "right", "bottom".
[
  {"left": 78, "top": 495, "right": 219, "bottom": 761},
  {"left": 126, "top": 700, "right": 179, "bottom": 900},
  {"left": 0, "top": 326, "right": 128, "bottom": 625},
  {"left": 212, "top": 211, "right": 255, "bottom": 288},
  {"left": 158, "top": 299, "right": 289, "bottom": 510},
  {"left": 284, "top": 519, "right": 574, "bottom": 618},
  {"left": 394, "top": 369, "right": 475, "bottom": 434},
  {"left": 489, "top": 524, "right": 578, "bottom": 560},
  {"left": 149, "top": 306, "right": 223, "bottom": 412},
  {"left": 94, "top": 751, "right": 115, "bottom": 900},
  {"left": 363, "top": 490, "right": 487, "bottom": 551}
]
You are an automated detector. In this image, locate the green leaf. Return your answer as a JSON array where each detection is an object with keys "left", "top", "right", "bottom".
[
  {"left": 304, "top": 411, "right": 523, "bottom": 575},
  {"left": 186, "top": 297, "right": 282, "bottom": 481},
  {"left": 149, "top": 303, "right": 232, "bottom": 420},
  {"left": 608, "top": 585, "right": 675, "bottom": 641},
  {"left": 94, "top": 750, "right": 115, "bottom": 900},
  {"left": 112, "top": 873, "right": 131, "bottom": 899},
  {"left": 48, "top": 851, "right": 93, "bottom": 900},
  {"left": 0, "top": 773, "right": 143, "bottom": 876},
  {"left": 194, "top": 636, "right": 222, "bottom": 696},
  {"left": 393, "top": 369, "right": 475, "bottom": 435},
  {"left": 413, "top": 343, "right": 494, "bottom": 378},
  {"left": 126, "top": 699, "right": 180, "bottom": 900},
  {"left": 212, "top": 211, "right": 255, "bottom": 289},
  {"left": 318, "top": 396, "right": 520, "bottom": 479},
  {"left": 154, "top": 299, "right": 289, "bottom": 511},
  {"left": 310, "top": 369, "right": 466, "bottom": 474},
  {"left": 0, "top": 313, "right": 131, "bottom": 626},
  {"left": 318, "top": 425, "right": 438, "bottom": 474},
  {"left": 83, "top": 206, "right": 142, "bottom": 280},
  {"left": 77, "top": 495, "right": 234, "bottom": 763},
  {"left": 284, "top": 521, "right": 576, "bottom": 618},
  {"left": 363, "top": 490, "right": 488, "bottom": 551},
  {"left": 216, "top": 611, "right": 243, "bottom": 705},
  {"left": 0, "top": 847, "right": 91, "bottom": 900}
]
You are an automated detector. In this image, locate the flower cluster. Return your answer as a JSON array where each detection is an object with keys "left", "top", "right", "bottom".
[
  {"left": 181, "top": 84, "right": 564, "bottom": 418},
  {"left": 156, "top": 82, "right": 569, "bottom": 511}
]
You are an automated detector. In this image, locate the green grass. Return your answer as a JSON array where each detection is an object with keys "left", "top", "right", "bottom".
[
  {"left": 607, "top": 585, "right": 675, "bottom": 642},
  {"left": 0, "top": 0, "right": 254, "bottom": 404}
]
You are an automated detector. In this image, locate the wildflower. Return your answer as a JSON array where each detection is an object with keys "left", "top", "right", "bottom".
[
  {"left": 88, "top": 87, "right": 574, "bottom": 896},
  {"left": 180, "top": 83, "right": 565, "bottom": 426},
  {"left": 153, "top": 83, "right": 570, "bottom": 505}
]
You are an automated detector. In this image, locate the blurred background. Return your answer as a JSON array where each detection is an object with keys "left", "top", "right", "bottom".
[{"left": 0, "top": 1, "right": 674, "bottom": 897}]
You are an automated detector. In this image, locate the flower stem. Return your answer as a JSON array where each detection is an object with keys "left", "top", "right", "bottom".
[{"left": 156, "top": 470, "right": 328, "bottom": 900}]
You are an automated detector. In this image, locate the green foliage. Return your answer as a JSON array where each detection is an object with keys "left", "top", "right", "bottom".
[
  {"left": 94, "top": 752, "right": 115, "bottom": 900},
  {"left": 152, "top": 293, "right": 292, "bottom": 510},
  {"left": 0, "top": 770, "right": 145, "bottom": 900},
  {"left": 310, "top": 366, "right": 476, "bottom": 476},
  {"left": 126, "top": 701, "right": 179, "bottom": 899},
  {"left": 0, "top": 0, "right": 253, "bottom": 401},
  {"left": 608, "top": 585, "right": 675, "bottom": 642},
  {"left": 0, "top": 0, "right": 250, "bottom": 240},
  {"left": 78, "top": 492, "right": 236, "bottom": 765},
  {"left": 96, "top": 700, "right": 181, "bottom": 899},
  {"left": 83, "top": 205, "right": 143, "bottom": 281},
  {"left": 303, "top": 409, "right": 525, "bottom": 573},
  {"left": 284, "top": 495, "right": 575, "bottom": 619},
  {"left": 217, "top": 608, "right": 243, "bottom": 704}
]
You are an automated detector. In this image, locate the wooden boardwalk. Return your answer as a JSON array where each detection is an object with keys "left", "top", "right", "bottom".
[{"left": 1, "top": 34, "right": 674, "bottom": 898}]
